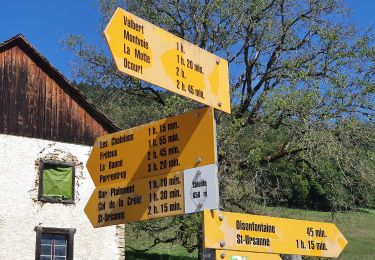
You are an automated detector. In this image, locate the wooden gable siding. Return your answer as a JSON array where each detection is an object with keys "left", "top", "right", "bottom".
[{"left": 0, "top": 44, "right": 115, "bottom": 145}]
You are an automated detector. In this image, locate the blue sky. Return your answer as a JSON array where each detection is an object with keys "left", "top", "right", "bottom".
[{"left": 0, "top": 0, "right": 374, "bottom": 80}]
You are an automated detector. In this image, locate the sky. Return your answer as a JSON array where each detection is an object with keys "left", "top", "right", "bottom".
[
  {"left": 0, "top": 0, "right": 102, "bottom": 78},
  {"left": 0, "top": 0, "right": 374, "bottom": 81}
]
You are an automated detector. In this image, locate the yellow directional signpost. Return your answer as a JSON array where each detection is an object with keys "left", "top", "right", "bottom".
[
  {"left": 216, "top": 250, "right": 281, "bottom": 260},
  {"left": 203, "top": 210, "right": 348, "bottom": 258},
  {"left": 104, "top": 7, "right": 230, "bottom": 113},
  {"left": 85, "top": 8, "right": 349, "bottom": 260},
  {"left": 86, "top": 106, "right": 216, "bottom": 187},
  {"left": 85, "top": 164, "right": 219, "bottom": 227},
  {"left": 84, "top": 7, "right": 350, "bottom": 260}
]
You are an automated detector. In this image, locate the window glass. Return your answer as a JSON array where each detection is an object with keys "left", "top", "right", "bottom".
[
  {"left": 41, "top": 245, "right": 52, "bottom": 255},
  {"left": 41, "top": 233, "right": 53, "bottom": 245},
  {"left": 36, "top": 227, "right": 74, "bottom": 260},
  {"left": 54, "top": 235, "right": 67, "bottom": 245},
  {"left": 55, "top": 245, "right": 67, "bottom": 256},
  {"left": 39, "top": 232, "right": 68, "bottom": 260}
]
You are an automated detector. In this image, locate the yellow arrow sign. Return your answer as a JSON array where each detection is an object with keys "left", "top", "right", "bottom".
[
  {"left": 216, "top": 250, "right": 281, "bottom": 260},
  {"left": 85, "top": 165, "right": 219, "bottom": 227},
  {"left": 104, "top": 8, "right": 230, "bottom": 113},
  {"left": 203, "top": 210, "right": 348, "bottom": 258},
  {"left": 87, "top": 107, "right": 216, "bottom": 187}
]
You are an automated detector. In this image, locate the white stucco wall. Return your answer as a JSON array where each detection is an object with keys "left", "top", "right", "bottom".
[{"left": 0, "top": 134, "right": 122, "bottom": 260}]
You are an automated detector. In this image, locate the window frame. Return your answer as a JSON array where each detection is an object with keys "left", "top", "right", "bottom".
[
  {"left": 38, "top": 160, "right": 75, "bottom": 204},
  {"left": 34, "top": 226, "right": 75, "bottom": 260}
]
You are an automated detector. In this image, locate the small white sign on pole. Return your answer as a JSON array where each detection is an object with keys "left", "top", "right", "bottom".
[{"left": 183, "top": 164, "right": 219, "bottom": 214}]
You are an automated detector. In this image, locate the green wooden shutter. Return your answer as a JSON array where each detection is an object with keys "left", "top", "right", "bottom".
[{"left": 42, "top": 166, "right": 73, "bottom": 200}]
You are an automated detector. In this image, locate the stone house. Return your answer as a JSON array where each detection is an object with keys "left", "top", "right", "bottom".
[{"left": 0, "top": 35, "right": 124, "bottom": 259}]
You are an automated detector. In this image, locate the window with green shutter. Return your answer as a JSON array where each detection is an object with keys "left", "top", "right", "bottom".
[{"left": 39, "top": 160, "right": 75, "bottom": 203}]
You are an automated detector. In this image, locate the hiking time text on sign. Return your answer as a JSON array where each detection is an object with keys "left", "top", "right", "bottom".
[
  {"left": 203, "top": 210, "right": 348, "bottom": 258},
  {"left": 104, "top": 8, "right": 230, "bottom": 113},
  {"left": 85, "top": 164, "right": 219, "bottom": 227},
  {"left": 86, "top": 107, "right": 216, "bottom": 187}
]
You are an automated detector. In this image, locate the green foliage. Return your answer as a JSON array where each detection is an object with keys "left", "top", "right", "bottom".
[
  {"left": 125, "top": 214, "right": 202, "bottom": 254},
  {"left": 76, "top": 82, "right": 198, "bottom": 128}
]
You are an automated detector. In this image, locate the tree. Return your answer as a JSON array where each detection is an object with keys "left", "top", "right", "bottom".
[{"left": 66, "top": 0, "right": 375, "bottom": 254}]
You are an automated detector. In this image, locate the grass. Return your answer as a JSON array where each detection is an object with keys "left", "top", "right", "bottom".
[
  {"left": 125, "top": 208, "right": 375, "bottom": 259},
  {"left": 125, "top": 231, "right": 197, "bottom": 259},
  {"left": 126, "top": 251, "right": 195, "bottom": 260},
  {"left": 336, "top": 209, "right": 375, "bottom": 260}
]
